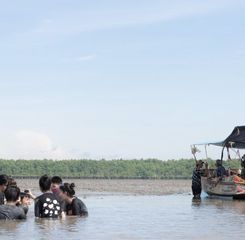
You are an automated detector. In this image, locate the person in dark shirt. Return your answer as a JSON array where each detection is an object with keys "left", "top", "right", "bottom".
[
  {"left": 0, "top": 174, "right": 8, "bottom": 205},
  {"left": 0, "top": 186, "right": 26, "bottom": 220},
  {"left": 192, "top": 160, "right": 207, "bottom": 199},
  {"left": 59, "top": 182, "right": 88, "bottom": 217},
  {"left": 214, "top": 159, "right": 227, "bottom": 179},
  {"left": 34, "top": 175, "right": 61, "bottom": 218}
]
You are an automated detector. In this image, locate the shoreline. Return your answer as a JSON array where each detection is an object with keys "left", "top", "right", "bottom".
[{"left": 16, "top": 178, "right": 192, "bottom": 196}]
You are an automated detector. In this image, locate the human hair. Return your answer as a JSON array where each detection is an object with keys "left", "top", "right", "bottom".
[
  {"left": 216, "top": 159, "right": 222, "bottom": 167},
  {"left": 60, "top": 183, "right": 75, "bottom": 197},
  {"left": 51, "top": 176, "right": 62, "bottom": 184},
  {"left": 39, "top": 174, "right": 51, "bottom": 192},
  {"left": 7, "top": 177, "right": 17, "bottom": 187},
  {"left": 4, "top": 186, "right": 20, "bottom": 202},
  {"left": 0, "top": 174, "right": 8, "bottom": 186},
  {"left": 20, "top": 192, "right": 29, "bottom": 200}
]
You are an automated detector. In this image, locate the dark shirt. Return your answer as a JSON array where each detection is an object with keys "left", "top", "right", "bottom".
[
  {"left": 0, "top": 192, "right": 4, "bottom": 205},
  {"left": 66, "top": 197, "right": 88, "bottom": 216},
  {"left": 0, "top": 205, "right": 26, "bottom": 220},
  {"left": 34, "top": 192, "right": 61, "bottom": 218},
  {"left": 192, "top": 168, "right": 203, "bottom": 188},
  {"left": 215, "top": 166, "right": 227, "bottom": 178}
]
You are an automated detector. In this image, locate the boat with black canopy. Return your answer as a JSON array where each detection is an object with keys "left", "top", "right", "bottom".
[{"left": 191, "top": 126, "right": 245, "bottom": 199}]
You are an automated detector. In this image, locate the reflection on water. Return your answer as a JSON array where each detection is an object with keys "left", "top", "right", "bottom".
[
  {"left": 1, "top": 193, "right": 245, "bottom": 239},
  {"left": 0, "top": 220, "right": 25, "bottom": 236},
  {"left": 34, "top": 217, "right": 86, "bottom": 239}
]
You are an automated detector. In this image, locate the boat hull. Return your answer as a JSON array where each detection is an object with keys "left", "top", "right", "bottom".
[{"left": 201, "top": 176, "right": 245, "bottom": 199}]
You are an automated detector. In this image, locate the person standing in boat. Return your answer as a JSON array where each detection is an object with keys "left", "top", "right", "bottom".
[{"left": 192, "top": 160, "right": 207, "bottom": 199}]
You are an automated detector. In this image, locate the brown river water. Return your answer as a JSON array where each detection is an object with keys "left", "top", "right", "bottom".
[{"left": 1, "top": 179, "right": 245, "bottom": 240}]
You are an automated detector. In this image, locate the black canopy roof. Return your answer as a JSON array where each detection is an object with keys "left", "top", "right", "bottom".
[{"left": 208, "top": 126, "right": 245, "bottom": 149}]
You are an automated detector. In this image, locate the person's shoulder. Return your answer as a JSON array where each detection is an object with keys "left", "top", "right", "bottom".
[
  {"left": 72, "top": 197, "right": 86, "bottom": 208},
  {"left": 75, "top": 197, "right": 87, "bottom": 208},
  {"left": 0, "top": 204, "right": 7, "bottom": 211},
  {"left": 6, "top": 205, "right": 25, "bottom": 215},
  {"left": 14, "top": 205, "right": 25, "bottom": 213},
  {"left": 35, "top": 194, "right": 43, "bottom": 202},
  {"left": 39, "top": 192, "right": 53, "bottom": 199},
  {"left": 13, "top": 206, "right": 26, "bottom": 219},
  {"left": 73, "top": 197, "right": 83, "bottom": 204},
  {"left": 44, "top": 192, "right": 56, "bottom": 197},
  {"left": 35, "top": 192, "right": 52, "bottom": 203},
  {"left": 73, "top": 197, "right": 88, "bottom": 215}
]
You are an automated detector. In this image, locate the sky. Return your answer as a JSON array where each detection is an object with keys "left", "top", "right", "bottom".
[{"left": 1, "top": 0, "right": 245, "bottom": 160}]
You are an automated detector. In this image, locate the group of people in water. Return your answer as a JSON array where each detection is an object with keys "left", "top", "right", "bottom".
[{"left": 0, "top": 174, "right": 88, "bottom": 220}]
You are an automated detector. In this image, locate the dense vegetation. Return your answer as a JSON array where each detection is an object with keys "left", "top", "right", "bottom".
[{"left": 0, "top": 158, "right": 242, "bottom": 179}]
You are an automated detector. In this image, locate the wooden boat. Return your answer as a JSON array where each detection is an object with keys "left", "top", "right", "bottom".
[
  {"left": 201, "top": 175, "right": 245, "bottom": 199},
  {"left": 192, "top": 126, "right": 245, "bottom": 199}
]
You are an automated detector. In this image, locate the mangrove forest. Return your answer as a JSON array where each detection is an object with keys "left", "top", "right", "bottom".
[{"left": 0, "top": 158, "right": 241, "bottom": 179}]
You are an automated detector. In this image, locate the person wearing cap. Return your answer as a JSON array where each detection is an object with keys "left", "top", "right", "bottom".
[{"left": 191, "top": 160, "right": 207, "bottom": 199}]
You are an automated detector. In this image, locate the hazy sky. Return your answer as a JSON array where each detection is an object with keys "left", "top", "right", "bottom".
[{"left": 1, "top": 0, "right": 245, "bottom": 160}]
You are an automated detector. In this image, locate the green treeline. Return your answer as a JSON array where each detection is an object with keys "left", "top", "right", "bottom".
[{"left": 0, "top": 159, "right": 241, "bottom": 179}]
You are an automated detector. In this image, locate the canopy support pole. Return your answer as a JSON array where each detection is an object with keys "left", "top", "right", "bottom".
[
  {"left": 205, "top": 145, "right": 208, "bottom": 159},
  {"left": 221, "top": 145, "right": 225, "bottom": 164}
]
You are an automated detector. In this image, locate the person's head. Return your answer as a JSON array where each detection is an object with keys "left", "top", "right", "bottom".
[
  {"left": 20, "top": 192, "right": 31, "bottom": 205},
  {"left": 39, "top": 175, "right": 51, "bottom": 193},
  {"left": 7, "top": 177, "right": 17, "bottom": 187},
  {"left": 196, "top": 160, "right": 204, "bottom": 168},
  {"left": 59, "top": 183, "right": 76, "bottom": 200},
  {"left": 216, "top": 159, "right": 222, "bottom": 167},
  {"left": 0, "top": 174, "right": 9, "bottom": 192},
  {"left": 51, "top": 176, "right": 62, "bottom": 193},
  {"left": 4, "top": 186, "right": 20, "bottom": 203}
]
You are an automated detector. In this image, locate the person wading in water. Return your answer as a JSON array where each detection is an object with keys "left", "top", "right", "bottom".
[{"left": 192, "top": 160, "right": 208, "bottom": 199}]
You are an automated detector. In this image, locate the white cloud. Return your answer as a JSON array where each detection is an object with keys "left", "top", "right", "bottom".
[
  {"left": 16, "top": 130, "right": 53, "bottom": 153},
  {"left": 0, "top": 130, "right": 82, "bottom": 160}
]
